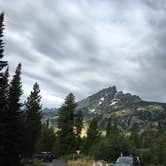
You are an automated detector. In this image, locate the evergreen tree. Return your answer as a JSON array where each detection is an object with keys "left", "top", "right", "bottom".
[
  {"left": 0, "top": 13, "right": 9, "bottom": 164},
  {"left": 0, "top": 13, "right": 7, "bottom": 70},
  {"left": 75, "top": 110, "right": 83, "bottom": 149},
  {"left": 106, "top": 120, "right": 111, "bottom": 137},
  {"left": 57, "top": 93, "right": 76, "bottom": 155},
  {"left": 6, "top": 63, "right": 23, "bottom": 165},
  {"left": 91, "top": 135, "right": 132, "bottom": 162},
  {"left": 87, "top": 118, "right": 101, "bottom": 143},
  {"left": 129, "top": 131, "right": 140, "bottom": 148},
  {"left": 35, "top": 119, "right": 56, "bottom": 153},
  {"left": 0, "top": 68, "right": 9, "bottom": 165},
  {"left": 24, "top": 82, "right": 42, "bottom": 158},
  {"left": 150, "top": 131, "right": 166, "bottom": 164},
  {"left": 108, "top": 123, "right": 120, "bottom": 137},
  {"left": 84, "top": 118, "right": 101, "bottom": 153}
]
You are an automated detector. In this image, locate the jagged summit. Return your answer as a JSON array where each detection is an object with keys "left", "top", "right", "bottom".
[
  {"left": 76, "top": 86, "right": 141, "bottom": 112},
  {"left": 42, "top": 86, "right": 166, "bottom": 133}
]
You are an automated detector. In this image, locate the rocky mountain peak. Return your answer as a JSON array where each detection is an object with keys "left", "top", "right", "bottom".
[
  {"left": 76, "top": 86, "right": 117, "bottom": 111},
  {"left": 76, "top": 86, "right": 142, "bottom": 112},
  {"left": 42, "top": 86, "right": 166, "bottom": 133},
  {"left": 111, "top": 91, "right": 142, "bottom": 107}
]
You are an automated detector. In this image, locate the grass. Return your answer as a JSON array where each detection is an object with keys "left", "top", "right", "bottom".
[
  {"left": 32, "top": 159, "right": 44, "bottom": 166},
  {"left": 67, "top": 159, "right": 93, "bottom": 166}
]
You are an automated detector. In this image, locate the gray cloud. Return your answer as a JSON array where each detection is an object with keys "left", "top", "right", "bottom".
[{"left": 0, "top": 0, "right": 166, "bottom": 107}]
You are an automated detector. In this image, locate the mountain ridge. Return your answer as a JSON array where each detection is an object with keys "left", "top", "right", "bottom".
[{"left": 42, "top": 86, "right": 166, "bottom": 134}]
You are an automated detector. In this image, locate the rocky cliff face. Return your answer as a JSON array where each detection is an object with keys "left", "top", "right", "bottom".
[
  {"left": 76, "top": 86, "right": 142, "bottom": 118},
  {"left": 42, "top": 86, "right": 166, "bottom": 134}
]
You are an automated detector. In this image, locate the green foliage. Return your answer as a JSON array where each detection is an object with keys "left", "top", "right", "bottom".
[
  {"left": 90, "top": 134, "right": 132, "bottom": 162},
  {"left": 0, "top": 68, "right": 9, "bottom": 164},
  {"left": 90, "top": 138, "right": 112, "bottom": 162},
  {"left": 57, "top": 93, "right": 77, "bottom": 155},
  {"left": 0, "top": 15, "right": 8, "bottom": 162},
  {"left": 24, "top": 82, "right": 42, "bottom": 157},
  {"left": 0, "top": 13, "right": 24, "bottom": 165},
  {"left": 106, "top": 122, "right": 120, "bottom": 137},
  {"left": 75, "top": 110, "right": 83, "bottom": 149},
  {"left": 5, "top": 63, "right": 23, "bottom": 165},
  {"left": 87, "top": 118, "right": 101, "bottom": 143},
  {"left": 83, "top": 118, "right": 101, "bottom": 154},
  {"left": 136, "top": 148, "right": 151, "bottom": 163},
  {"left": 106, "top": 120, "right": 111, "bottom": 137},
  {"left": 129, "top": 131, "right": 140, "bottom": 148},
  {"left": 9, "top": 64, "right": 23, "bottom": 108},
  {"left": 150, "top": 131, "right": 166, "bottom": 164},
  {"left": 35, "top": 120, "right": 56, "bottom": 153}
]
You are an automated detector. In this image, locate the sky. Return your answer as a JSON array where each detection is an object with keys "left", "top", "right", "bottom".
[{"left": 0, "top": 0, "right": 166, "bottom": 108}]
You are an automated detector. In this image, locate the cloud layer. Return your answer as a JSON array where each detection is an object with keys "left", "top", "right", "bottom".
[{"left": 0, "top": 0, "right": 166, "bottom": 107}]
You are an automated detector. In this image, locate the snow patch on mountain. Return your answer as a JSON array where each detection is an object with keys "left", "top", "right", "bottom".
[
  {"left": 110, "top": 101, "right": 118, "bottom": 106},
  {"left": 89, "top": 109, "right": 96, "bottom": 113},
  {"left": 98, "top": 101, "right": 102, "bottom": 105},
  {"left": 100, "top": 97, "right": 105, "bottom": 101}
]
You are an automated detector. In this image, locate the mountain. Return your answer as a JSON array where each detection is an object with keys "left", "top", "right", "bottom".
[
  {"left": 41, "top": 108, "right": 58, "bottom": 126},
  {"left": 76, "top": 86, "right": 141, "bottom": 118},
  {"left": 42, "top": 86, "right": 166, "bottom": 134}
]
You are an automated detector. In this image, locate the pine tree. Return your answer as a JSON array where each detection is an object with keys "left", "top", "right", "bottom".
[
  {"left": 87, "top": 118, "right": 101, "bottom": 144},
  {"left": 106, "top": 120, "right": 111, "bottom": 137},
  {"left": 0, "top": 13, "right": 9, "bottom": 164},
  {"left": 130, "top": 131, "right": 140, "bottom": 148},
  {"left": 75, "top": 110, "right": 83, "bottom": 149},
  {"left": 0, "top": 13, "right": 7, "bottom": 70},
  {"left": 84, "top": 118, "right": 101, "bottom": 153},
  {"left": 6, "top": 63, "right": 23, "bottom": 165},
  {"left": 57, "top": 93, "right": 76, "bottom": 155},
  {"left": 0, "top": 68, "right": 9, "bottom": 165},
  {"left": 24, "top": 82, "right": 42, "bottom": 158},
  {"left": 35, "top": 119, "right": 56, "bottom": 153},
  {"left": 110, "top": 124, "right": 120, "bottom": 136}
]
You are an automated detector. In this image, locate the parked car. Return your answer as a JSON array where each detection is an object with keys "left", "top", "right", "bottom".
[
  {"left": 114, "top": 156, "right": 134, "bottom": 166},
  {"left": 34, "top": 152, "right": 54, "bottom": 162}
]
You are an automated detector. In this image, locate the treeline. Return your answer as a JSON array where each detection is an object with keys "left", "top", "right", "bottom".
[
  {"left": 35, "top": 93, "right": 166, "bottom": 165},
  {"left": 0, "top": 13, "right": 42, "bottom": 165}
]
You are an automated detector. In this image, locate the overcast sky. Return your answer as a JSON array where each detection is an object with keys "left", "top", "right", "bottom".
[{"left": 0, "top": 0, "right": 166, "bottom": 107}]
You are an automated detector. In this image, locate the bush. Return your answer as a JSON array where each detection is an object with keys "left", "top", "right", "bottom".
[
  {"left": 136, "top": 148, "right": 151, "bottom": 163},
  {"left": 90, "top": 136, "right": 133, "bottom": 162}
]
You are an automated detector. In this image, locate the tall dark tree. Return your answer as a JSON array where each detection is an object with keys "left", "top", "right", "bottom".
[
  {"left": 5, "top": 63, "right": 23, "bottom": 165},
  {"left": 75, "top": 110, "right": 83, "bottom": 149},
  {"left": 35, "top": 119, "right": 56, "bottom": 153},
  {"left": 106, "top": 120, "right": 111, "bottom": 137},
  {"left": 87, "top": 118, "right": 101, "bottom": 143},
  {"left": 24, "top": 82, "right": 42, "bottom": 158},
  {"left": 0, "top": 68, "right": 9, "bottom": 165},
  {"left": 106, "top": 121, "right": 120, "bottom": 137},
  {"left": 84, "top": 118, "right": 101, "bottom": 153},
  {"left": 57, "top": 93, "right": 76, "bottom": 155},
  {"left": 0, "top": 13, "right": 8, "bottom": 164},
  {"left": 0, "top": 13, "right": 7, "bottom": 70},
  {"left": 129, "top": 131, "right": 140, "bottom": 148}
]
